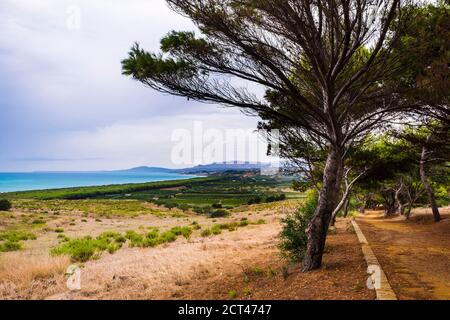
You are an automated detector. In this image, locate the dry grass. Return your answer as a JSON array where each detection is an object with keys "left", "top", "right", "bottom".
[{"left": 0, "top": 253, "right": 70, "bottom": 300}]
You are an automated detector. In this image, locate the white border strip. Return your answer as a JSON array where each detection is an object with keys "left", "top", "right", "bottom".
[{"left": 351, "top": 220, "right": 397, "bottom": 300}]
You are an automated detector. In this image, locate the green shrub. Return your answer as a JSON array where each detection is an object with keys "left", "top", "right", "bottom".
[
  {"left": 0, "top": 199, "right": 12, "bottom": 211},
  {"left": 51, "top": 236, "right": 100, "bottom": 262},
  {"left": 143, "top": 237, "right": 160, "bottom": 247},
  {"left": 211, "top": 224, "right": 222, "bottom": 235},
  {"left": 125, "top": 230, "right": 144, "bottom": 247},
  {"left": 0, "top": 230, "right": 36, "bottom": 242},
  {"left": 201, "top": 229, "right": 212, "bottom": 237},
  {"left": 54, "top": 228, "right": 65, "bottom": 233},
  {"left": 98, "top": 231, "right": 126, "bottom": 243},
  {"left": 165, "top": 203, "right": 177, "bottom": 210},
  {"left": 193, "top": 207, "right": 207, "bottom": 214},
  {"left": 266, "top": 194, "right": 287, "bottom": 203},
  {"left": 193, "top": 224, "right": 201, "bottom": 230},
  {"left": 0, "top": 241, "right": 22, "bottom": 252},
  {"left": 147, "top": 230, "right": 159, "bottom": 239},
  {"left": 279, "top": 189, "right": 318, "bottom": 263},
  {"left": 57, "top": 234, "right": 70, "bottom": 242},
  {"left": 251, "top": 266, "right": 264, "bottom": 275},
  {"left": 51, "top": 231, "right": 126, "bottom": 262},
  {"left": 266, "top": 266, "right": 276, "bottom": 277},
  {"left": 212, "top": 202, "right": 223, "bottom": 209},
  {"left": 228, "top": 290, "right": 237, "bottom": 299},
  {"left": 178, "top": 204, "right": 191, "bottom": 212},
  {"left": 170, "top": 226, "right": 183, "bottom": 236},
  {"left": 239, "top": 220, "right": 249, "bottom": 227},
  {"left": 107, "top": 243, "right": 123, "bottom": 254},
  {"left": 180, "top": 226, "right": 193, "bottom": 239},
  {"left": 247, "top": 196, "right": 262, "bottom": 205},
  {"left": 159, "top": 231, "right": 177, "bottom": 243},
  {"left": 209, "top": 209, "right": 229, "bottom": 218}
]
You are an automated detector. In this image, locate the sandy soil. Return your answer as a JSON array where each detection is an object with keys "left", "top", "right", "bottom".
[
  {"left": 1, "top": 200, "right": 375, "bottom": 300},
  {"left": 43, "top": 217, "right": 373, "bottom": 300},
  {"left": 357, "top": 208, "right": 450, "bottom": 300}
]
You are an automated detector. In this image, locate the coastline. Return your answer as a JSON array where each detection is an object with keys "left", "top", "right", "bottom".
[{"left": 0, "top": 172, "right": 202, "bottom": 194}]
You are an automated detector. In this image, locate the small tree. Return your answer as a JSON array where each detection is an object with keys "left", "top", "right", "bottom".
[
  {"left": 279, "top": 189, "right": 318, "bottom": 263},
  {"left": 397, "top": 123, "right": 450, "bottom": 221},
  {"left": 0, "top": 199, "right": 12, "bottom": 211}
]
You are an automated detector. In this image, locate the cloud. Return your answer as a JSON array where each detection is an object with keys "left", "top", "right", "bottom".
[{"left": 0, "top": 1, "right": 262, "bottom": 171}]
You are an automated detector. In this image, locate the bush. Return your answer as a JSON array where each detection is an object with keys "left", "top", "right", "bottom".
[
  {"left": 51, "top": 236, "right": 100, "bottom": 262},
  {"left": 239, "top": 220, "right": 249, "bottom": 227},
  {"left": 159, "top": 231, "right": 177, "bottom": 243},
  {"left": 0, "top": 241, "right": 22, "bottom": 252},
  {"left": 193, "top": 207, "right": 207, "bottom": 214},
  {"left": 201, "top": 229, "right": 212, "bottom": 237},
  {"left": 0, "top": 199, "right": 12, "bottom": 211},
  {"left": 266, "top": 194, "right": 287, "bottom": 203},
  {"left": 211, "top": 224, "right": 222, "bottom": 235},
  {"left": 51, "top": 231, "right": 126, "bottom": 262},
  {"left": 279, "top": 189, "right": 318, "bottom": 262},
  {"left": 209, "top": 209, "right": 229, "bottom": 218},
  {"left": 0, "top": 230, "right": 36, "bottom": 242},
  {"left": 211, "top": 202, "right": 222, "bottom": 209},
  {"left": 247, "top": 196, "right": 262, "bottom": 205},
  {"left": 125, "top": 230, "right": 144, "bottom": 247},
  {"left": 178, "top": 204, "right": 191, "bottom": 212},
  {"left": 180, "top": 226, "right": 193, "bottom": 239}
]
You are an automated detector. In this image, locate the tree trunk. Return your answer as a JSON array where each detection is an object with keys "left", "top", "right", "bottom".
[
  {"left": 330, "top": 212, "right": 337, "bottom": 227},
  {"left": 383, "top": 189, "right": 397, "bottom": 217},
  {"left": 343, "top": 197, "right": 350, "bottom": 218},
  {"left": 420, "top": 145, "right": 441, "bottom": 222},
  {"left": 405, "top": 203, "right": 413, "bottom": 219},
  {"left": 359, "top": 194, "right": 368, "bottom": 214},
  {"left": 302, "top": 146, "right": 343, "bottom": 272},
  {"left": 395, "top": 181, "right": 405, "bottom": 216}
]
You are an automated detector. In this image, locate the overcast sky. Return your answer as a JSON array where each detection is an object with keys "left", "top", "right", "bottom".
[{"left": 0, "top": 0, "right": 261, "bottom": 172}]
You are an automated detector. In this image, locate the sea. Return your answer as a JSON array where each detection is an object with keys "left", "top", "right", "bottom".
[{"left": 0, "top": 171, "right": 197, "bottom": 193}]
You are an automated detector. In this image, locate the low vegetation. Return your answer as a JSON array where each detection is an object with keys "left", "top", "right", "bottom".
[
  {"left": 0, "top": 230, "right": 37, "bottom": 253},
  {"left": 4, "top": 176, "right": 299, "bottom": 215},
  {"left": 50, "top": 231, "right": 127, "bottom": 262},
  {"left": 50, "top": 225, "right": 196, "bottom": 262},
  {"left": 0, "top": 199, "right": 12, "bottom": 211},
  {"left": 279, "top": 189, "right": 318, "bottom": 263}
]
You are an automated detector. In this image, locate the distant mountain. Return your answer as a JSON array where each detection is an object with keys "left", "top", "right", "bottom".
[
  {"left": 27, "top": 163, "right": 275, "bottom": 176},
  {"left": 121, "top": 166, "right": 174, "bottom": 174},
  {"left": 175, "top": 162, "right": 272, "bottom": 174}
]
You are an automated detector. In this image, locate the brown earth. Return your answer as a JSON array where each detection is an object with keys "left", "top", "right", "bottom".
[
  {"left": 1, "top": 199, "right": 375, "bottom": 300},
  {"left": 357, "top": 208, "right": 450, "bottom": 300},
  {"left": 45, "top": 217, "right": 374, "bottom": 300},
  {"left": 169, "top": 219, "right": 375, "bottom": 300}
]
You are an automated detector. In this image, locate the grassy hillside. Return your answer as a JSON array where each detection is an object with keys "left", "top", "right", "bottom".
[{"left": 3, "top": 175, "right": 301, "bottom": 210}]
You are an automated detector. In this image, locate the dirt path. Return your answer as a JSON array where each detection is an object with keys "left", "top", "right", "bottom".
[
  {"left": 46, "top": 218, "right": 374, "bottom": 300},
  {"left": 357, "top": 209, "right": 450, "bottom": 300}
]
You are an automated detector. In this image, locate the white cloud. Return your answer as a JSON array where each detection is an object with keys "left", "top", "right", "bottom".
[{"left": 0, "top": 1, "right": 263, "bottom": 171}]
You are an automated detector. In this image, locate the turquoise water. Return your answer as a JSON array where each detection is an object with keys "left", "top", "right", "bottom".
[{"left": 0, "top": 171, "right": 197, "bottom": 193}]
